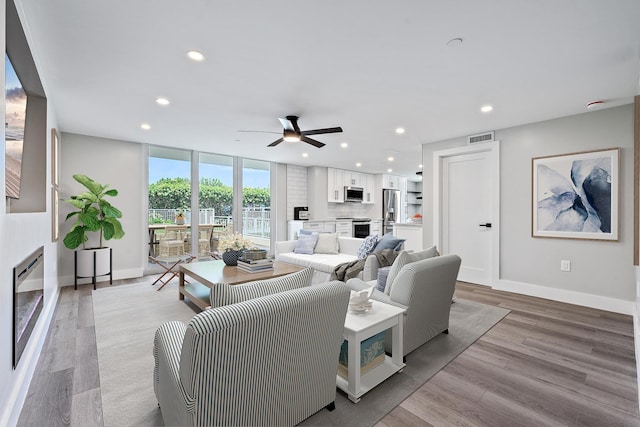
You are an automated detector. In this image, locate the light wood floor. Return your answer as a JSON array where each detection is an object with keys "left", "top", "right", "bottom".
[{"left": 17, "top": 279, "right": 640, "bottom": 426}]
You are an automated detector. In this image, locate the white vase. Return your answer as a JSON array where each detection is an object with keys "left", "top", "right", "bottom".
[{"left": 76, "top": 247, "right": 111, "bottom": 277}]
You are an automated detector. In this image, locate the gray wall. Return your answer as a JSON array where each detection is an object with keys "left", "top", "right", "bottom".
[
  {"left": 422, "top": 104, "right": 635, "bottom": 305},
  {"left": 59, "top": 133, "right": 146, "bottom": 283}
]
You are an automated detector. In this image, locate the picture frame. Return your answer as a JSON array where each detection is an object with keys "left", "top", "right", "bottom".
[
  {"left": 532, "top": 147, "right": 619, "bottom": 240},
  {"left": 51, "top": 187, "right": 59, "bottom": 242},
  {"left": 51, "top": 128, "right": 59, "bottom": 188}
]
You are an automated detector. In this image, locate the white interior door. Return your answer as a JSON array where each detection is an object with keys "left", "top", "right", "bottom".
[{"left": 441, "top": 150, "right": 493, "bottom": 285}]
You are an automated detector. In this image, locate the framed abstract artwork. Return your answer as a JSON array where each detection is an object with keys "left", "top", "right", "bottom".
[
  {"left": 51, "top": 128, "right": 59, "bottom": 188},
  {"left": 51, "top": 187, "right": 59, "bottom": 242},
  {"left": 532, "top": 147, "right": 619, "bottom": 240}
]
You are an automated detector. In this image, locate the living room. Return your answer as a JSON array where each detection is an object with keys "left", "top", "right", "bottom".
[{"left": 2, "top": 1, "right": 640, "bottom": 426}]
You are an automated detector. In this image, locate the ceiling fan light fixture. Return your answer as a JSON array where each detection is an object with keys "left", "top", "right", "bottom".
[{"left": 283, "top": 130, "right": 300, "bottom": 142}]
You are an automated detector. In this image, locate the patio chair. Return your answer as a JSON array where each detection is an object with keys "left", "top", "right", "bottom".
[{"left": 158, "top": 225, "right": 187, "bottom": 258}]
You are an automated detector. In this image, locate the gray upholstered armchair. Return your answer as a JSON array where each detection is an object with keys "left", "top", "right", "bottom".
[
  {"left": 347, "top": 254, "right": 461, "bottom": 356},
  {"left": 153, "top": 281, "right": 350, "bottom": 426}
]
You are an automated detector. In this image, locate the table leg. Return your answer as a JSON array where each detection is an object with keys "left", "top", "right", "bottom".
[
  {"left": 391, "top": 314, "right": 404, "bottom": 367},
  {"left": 347, "top": 333, "right": 361, "bottom": 403},
  {"left": 179, "top": 270, "right": 185, "bottom": 301}
]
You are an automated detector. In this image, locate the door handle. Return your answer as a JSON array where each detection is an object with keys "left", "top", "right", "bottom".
[{"left": 479, "top": 223, "right": 492, "bottom": 228}]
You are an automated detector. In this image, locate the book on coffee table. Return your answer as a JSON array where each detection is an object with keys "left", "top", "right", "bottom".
[{"left": 237, "top": 258, "right": 274, "bottom": 273}]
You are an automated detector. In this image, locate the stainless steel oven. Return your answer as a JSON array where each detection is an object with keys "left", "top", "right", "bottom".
[{"left": 352, "top": 218, "right": 371, "bottom": 238}]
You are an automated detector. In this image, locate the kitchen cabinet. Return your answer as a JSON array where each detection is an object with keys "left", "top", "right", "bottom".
[
  {"left": 345, "top": 171, "right": 363, "bottom": 187},
  {"left": 363, "top": 174, "right": 375, "bottom": 204},
  {"left": 393, "top": 223, "right": 423, "bottom": 252},
  {"left": 289, "top": 220, "right": 337, "bottom": 239},
  {"left": 382, "top": 174, "right": 402, "bottom": 190},
  {"left": 335, "top": 219, "right": 353, "bottom": 237},
  {"left": 327, "top": 168, "right": 345, "bottom": 203}
]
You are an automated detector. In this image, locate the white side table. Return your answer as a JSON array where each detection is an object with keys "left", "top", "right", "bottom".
[{"left": 337, "top": 301, "right": 406, "bottom": 403}]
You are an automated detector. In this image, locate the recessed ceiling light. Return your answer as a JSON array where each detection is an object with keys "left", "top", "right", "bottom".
[
  {"left": 481, "top": 105, "right": 493, "bottom": 113},
  {"left": 302, "top": 153, "right": 309, "bottom": 158},
  {"left": 187, "top": 50, "right": 205, "bottom": 61},
  {"left": 586, "top": 100, "right": 605, "bottom": 109},
  {"left": 140, "top": 123, "right": 151, "bottom": 130},
  {"left": 446, "top": 37, "right": 463, "bottom": 47},
  {"left": 387, "top": 156, "right": 394, "bottom": 162},
  {"left": 395, "top": 127, "right": 405, "bottom": 135},
  {"left": 387, "top": 168, "right": 393, "bottom": 173},
  {"left": 356, "top": 162, "right": 362, "bottom": 167},
  {"left": 418, "top": 164, "right": 423, "bottom": 168},
  {"left": 156, "top": 97, "right": 170, "bottom": 106},
  {"left": 341, "top": 142, "right": 348, "bottom": 148}
]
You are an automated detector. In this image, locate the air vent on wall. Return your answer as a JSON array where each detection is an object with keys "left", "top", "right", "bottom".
[{"left": 468, "top": 131, "right": 495, "bottom": 144}]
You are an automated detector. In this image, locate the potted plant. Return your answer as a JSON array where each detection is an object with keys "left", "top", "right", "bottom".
[
  {"left": 175, "top": 209, "right": 186, "bottom": 225},
  {"left": 63, "top": 174, "right": 125, "bottom": 281},
  {"left": 218, "top": 232, "right": 253, "bottom": 266}
]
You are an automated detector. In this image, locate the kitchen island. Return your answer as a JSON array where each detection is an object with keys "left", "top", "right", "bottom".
[{"left": 393, "top": 223, "right": 423, "bottom": 252}]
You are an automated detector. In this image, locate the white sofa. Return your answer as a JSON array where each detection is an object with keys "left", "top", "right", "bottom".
[{"left": 275, "top": 236, "right": 380, "bottom": 284}]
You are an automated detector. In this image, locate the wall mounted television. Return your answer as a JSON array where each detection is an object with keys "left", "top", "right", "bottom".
[{"left": 5, "top": 53, "right": 26, "bottom": 199}]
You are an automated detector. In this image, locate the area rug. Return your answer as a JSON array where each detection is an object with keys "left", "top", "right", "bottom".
[{"left": 94, "top": 282, "right": 509, "bottom": 427}]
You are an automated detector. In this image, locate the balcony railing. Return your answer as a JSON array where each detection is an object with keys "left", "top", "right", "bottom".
[{"left": 148, "top": 207, "right": 270, "bottom": 238}]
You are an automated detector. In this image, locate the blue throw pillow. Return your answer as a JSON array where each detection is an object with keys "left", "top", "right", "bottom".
[
  {"left": 376, "top": 266, "right": 391, "bottom": 292},
  {"left": 294, "top": 233, "right": 318, "bottom": 254},
  {"left": 372, "top": 233, "right": 405, "bottom": 253},
  {"left": 357, "top": 234, "right": 379, "bottom": 259},
  {"left": 299, "top": 229, "right": 314, "bottom": 236}
]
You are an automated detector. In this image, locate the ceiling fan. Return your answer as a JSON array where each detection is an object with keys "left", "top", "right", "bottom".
[{"left": 241, "top": 115, "right": 343, "bottom": 148}]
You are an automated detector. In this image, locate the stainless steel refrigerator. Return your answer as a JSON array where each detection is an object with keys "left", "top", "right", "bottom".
[{"left": 382, "top": 189, "right": 400, "bottom": 235}]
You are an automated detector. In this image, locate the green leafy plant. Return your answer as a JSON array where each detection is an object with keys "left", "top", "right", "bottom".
[{"left": 63, "top": 174, "right": 125, "bottom": 249}]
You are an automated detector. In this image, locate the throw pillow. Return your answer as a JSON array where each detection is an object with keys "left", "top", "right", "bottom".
[
  {"left": 298, "top": 229, "right": 314, "bottom": 236},
  {"left": 372, "top": 233, "right": 405, "bottom": 253},
  {"left": 210, "top": 267, "right": 314, "bottom": 308},
  {"left": 357, "top": 234, "right": 379, "bottom": 259},
  {"left": 384, "top": 245, "right": 439, "bottom": 295},
  {"left": 294, "top": 233, "right": 318, "bottom": 254},
  {"left": 314, "top": 232, "right": 339, "bottom": 254},
  {"left": 376, "top": 266, "right": 391, "bottom": 292}
]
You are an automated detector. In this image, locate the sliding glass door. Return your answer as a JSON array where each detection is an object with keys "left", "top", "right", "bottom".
[{"left": 242, "top": 159, "right": 270, "bottom": 250}]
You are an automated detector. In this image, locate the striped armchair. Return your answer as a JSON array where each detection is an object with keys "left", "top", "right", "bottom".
[{"left": 153, "top": 281, "right": 350, "bottom": 426}]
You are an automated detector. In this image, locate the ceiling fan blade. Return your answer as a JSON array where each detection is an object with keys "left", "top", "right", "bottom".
[
  {"left": 301, "top": 126, "right": 343, "bottom": 136},
  {"left": 278, "top": 117, "right": 295, "bottom": 132},
  {"left": 301, "top": 135, "right": 325, "bottom": 148},
  {"left": 267, "top": 137, "right": 284, "bottom": 147},
  {"left": 238, "top": 130, "right": 281, "bottom": 134}
]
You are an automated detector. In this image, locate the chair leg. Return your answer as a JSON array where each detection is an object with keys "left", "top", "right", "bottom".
[{"left": 325, "top": 401, "right": 335, "bottom": 412}]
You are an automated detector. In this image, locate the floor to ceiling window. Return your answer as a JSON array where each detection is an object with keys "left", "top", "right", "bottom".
[
  {"left": 242, "top": 159, "right": 271, "bottom": 250},
  {"left": 199, "top": 153, "right": 234, "bottom": 253},
  {"left": 148, "top": 147, "right": 191, "bottom": 258}
]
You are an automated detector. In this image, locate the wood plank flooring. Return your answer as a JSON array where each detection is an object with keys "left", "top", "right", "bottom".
[
  {"left": 17, "top": 280, "right": 640, "bottom": 426},
  {"left": 377, "top": 282, "right": 640, "bottom": 427}
]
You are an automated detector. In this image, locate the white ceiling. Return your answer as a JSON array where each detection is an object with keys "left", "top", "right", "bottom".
[{"left": 14, "top": 0, "right": 640, "bottom": 179}]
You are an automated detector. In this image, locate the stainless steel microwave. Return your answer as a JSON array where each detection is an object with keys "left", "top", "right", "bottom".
[{"left": 344, "top": 186, "right": 364, "bottom": 202}]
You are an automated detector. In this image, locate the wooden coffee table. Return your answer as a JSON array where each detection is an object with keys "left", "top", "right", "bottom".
[{"left": 178, "top": 260, "right": 305, "bottom": 311}]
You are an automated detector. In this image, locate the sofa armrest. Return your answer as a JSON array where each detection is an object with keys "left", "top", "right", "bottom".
[
  {"left": 337, "top": 236, "right": 364, "bottom": 256},
  {"left": 275, "top": 240, "right": 297, "bottom": 257},
  {"left": 154, "top": 321, "right": 194, "bottom": 420}
]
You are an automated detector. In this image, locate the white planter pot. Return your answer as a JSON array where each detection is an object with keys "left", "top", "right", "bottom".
[{"left": 76, "top": 247, "right": 111, "bottom": 277}]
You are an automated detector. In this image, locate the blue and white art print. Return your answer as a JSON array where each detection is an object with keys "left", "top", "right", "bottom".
[{"left": 532, "top": 148, "right": 619, "bottom": 240}]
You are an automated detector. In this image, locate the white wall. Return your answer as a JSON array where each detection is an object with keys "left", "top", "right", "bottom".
[
  {"left": 422, "top": 104, "right": 636, "bottom": 311},
  {"left": 0, "top": 0, "right": 64, "bottom": 423},
  {"left": 58, "top": 133, "right": 145, "bottom": 284}
]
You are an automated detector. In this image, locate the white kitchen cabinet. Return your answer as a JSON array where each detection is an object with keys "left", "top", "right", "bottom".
[
  {"left": 363, "top": 173, "right": 375, "bottom": 204},
  {"left": 393, "top": 223, "right": 423, "bottom": 252},
  {"left": 327, "top": 168, "right": 345, "bottom": 203},
  {"left": 335, "top": 220, "right": 353, "bottom": 237},
  {"left": 382, "top": 174, "right": 401, "bottom": 189},
  {"left": 345, "top": 171, "right": 363, "bottom": 187}
]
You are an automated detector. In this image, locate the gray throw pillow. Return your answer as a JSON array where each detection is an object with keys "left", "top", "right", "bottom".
[
  {"left": 372, "top": 233, "right": 405, "bottom": 253},
  {"left": 294, "top": 233, "right": 318, "bottom": 254},
  {"left": 376, "top": 266, "right": 391, "bottom": 292}
]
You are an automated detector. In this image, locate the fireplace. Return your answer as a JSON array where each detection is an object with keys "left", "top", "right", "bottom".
[{"left": 13, "top": 246, "right": 44, "bottom": 368}]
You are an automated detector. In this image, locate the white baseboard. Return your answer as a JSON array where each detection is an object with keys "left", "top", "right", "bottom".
[
  {"left": 493, "top": 279, "right": 634, "bottom": 315},
  {"left": 60, "top": 267, "right": 145, "bottom": 287},
  {"left": 2, "top": 286, "right": 60, "bottom": 427}
]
